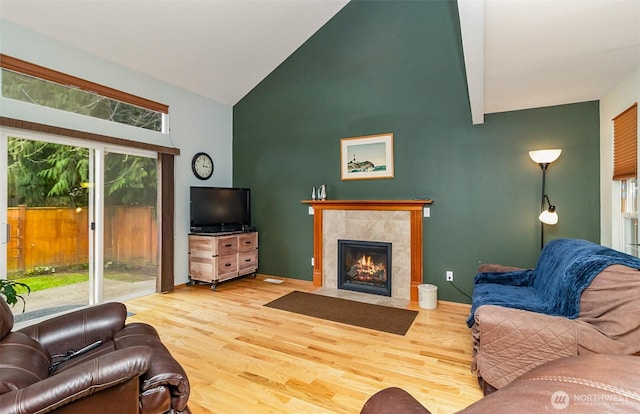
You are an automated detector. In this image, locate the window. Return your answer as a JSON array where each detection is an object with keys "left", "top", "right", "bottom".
[
  {"left": 621, "top": 178, "right": 638, "bottom": 256},
  {"left": 614, "top": 103, "right": 638, "bottom": 256},
  {"left": 0, "top": 54, "right": 168, "bottom": 132}
]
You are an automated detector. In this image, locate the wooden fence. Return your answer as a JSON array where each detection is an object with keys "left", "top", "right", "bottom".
[{"left": 6, "top": 205, "right": 157, "bottom": 274}]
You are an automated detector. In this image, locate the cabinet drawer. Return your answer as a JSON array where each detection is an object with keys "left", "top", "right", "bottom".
[
  {"left": 238, "top": 232, "right": 258, "bottom": 252},
  {"left": 189, "top": 235, "right": 214, "bottom": 257},
  {"left": 216, "top": 236, "right": 238, "bottom": 256},
  {"left": 189, "top": 257, "right": 214, "bottom": 282},
  {"left": 238, "top": 250, "right": 257, "bottom": 273},
  {"left": 216, "top": 254, "right": 238, "bottom": 277}
]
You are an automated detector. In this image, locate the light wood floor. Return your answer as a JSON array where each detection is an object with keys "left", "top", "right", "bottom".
[{"left": 124, "top": 275, "right": 483, "bottom": 414}]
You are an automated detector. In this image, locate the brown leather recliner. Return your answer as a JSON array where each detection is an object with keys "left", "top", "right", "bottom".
[
  {"left": 0, "top": 298, "right": 190, "bottom": 413},
  {"left": 360, "top": 354, "right": 640, "bottom": 413}
]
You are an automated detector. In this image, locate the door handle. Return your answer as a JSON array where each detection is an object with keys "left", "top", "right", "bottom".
[{"left": 1, "top": 223, "right": 9, "bottom": 244}]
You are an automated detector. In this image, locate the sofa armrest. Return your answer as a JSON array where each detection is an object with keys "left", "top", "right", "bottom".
[
  {"left": 18, "top": 302, "right": 127, "bottom": 357},
  {"left": 360, "top": 387, "right": 431, "bottom": 414},
  {"left": 0, "top": 346, "right": 151, "bottom": 414},
  {"left": 473, "top": 269, "right": 534, "bottom": 286},
  {"left": 477, "top": 264, "right": 525, "bottom": 273},
  {"left": 473, "top": 305, "right": 578, "bottom": 389}
]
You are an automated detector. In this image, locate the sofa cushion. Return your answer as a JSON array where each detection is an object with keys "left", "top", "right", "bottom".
[
  {"left": 472, "top": 305, "right": 577, "bottom": 389},
  {"left": 0, "top": 332, "right": 51, "bottom": 394}
]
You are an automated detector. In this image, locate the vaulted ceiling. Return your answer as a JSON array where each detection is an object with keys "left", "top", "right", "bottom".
[{"left": 1, "top": 0, "right": 639, "bottom": 124}]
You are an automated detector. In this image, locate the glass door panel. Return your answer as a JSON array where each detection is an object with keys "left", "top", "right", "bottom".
[
  {"left": 3, "top": 134, "right": 91, "bottom": 322},
  {"left": 102, "top": 150, "right": 157, "bottom": 301}
]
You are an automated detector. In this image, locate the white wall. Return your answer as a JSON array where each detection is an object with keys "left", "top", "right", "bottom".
[
  {"left": 599, "top": 65, "right": 640, "bottom": 248},
  {"left": 0, "top": 20, "right": 233, "bottom": 285}
]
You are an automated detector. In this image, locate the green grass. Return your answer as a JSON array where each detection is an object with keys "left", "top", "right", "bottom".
[
  {"left": 12, "top": 272, "right": 154, "bottom": 293},
  {"left": 13, "top": 273, "right": 87, "bottom": 293}
]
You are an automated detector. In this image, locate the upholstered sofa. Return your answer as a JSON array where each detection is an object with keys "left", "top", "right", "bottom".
[
  {"left": 467, "top": 238, "right": 640, "bottom": 393},
  {"left": 0, "top": 299, "right": 190, "bottom": 413},
  {"left": 360, "top": 354, "right": 640, "bottom": 413}
]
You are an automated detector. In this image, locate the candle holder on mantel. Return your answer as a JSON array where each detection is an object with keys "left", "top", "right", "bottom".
[{"left": 318, "top": 184, "right": 327, "bottom": 200}]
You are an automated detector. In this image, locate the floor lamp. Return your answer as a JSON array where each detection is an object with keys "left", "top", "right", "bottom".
[{"left": 529, "top": 149, "right": 561, "bottom": 250}]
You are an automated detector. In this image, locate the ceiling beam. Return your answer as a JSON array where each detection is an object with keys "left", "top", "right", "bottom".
[{"left": 457, "top": 0, "right": 485, "bottom": 125}]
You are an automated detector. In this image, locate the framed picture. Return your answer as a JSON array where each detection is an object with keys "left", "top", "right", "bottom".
[{"left": 340, "top": 133, "right": 394, "bottom": 180}]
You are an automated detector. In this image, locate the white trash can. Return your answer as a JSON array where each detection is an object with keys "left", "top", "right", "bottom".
[{"left": 418, "top": 284, "right": 438, "bottom": 309}]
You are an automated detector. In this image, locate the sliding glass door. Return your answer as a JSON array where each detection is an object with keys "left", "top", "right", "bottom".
[{"left": 1, "top": 128, "right": 157, "bottom": 323}]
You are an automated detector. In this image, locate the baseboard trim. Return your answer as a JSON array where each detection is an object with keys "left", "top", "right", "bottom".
[{"left": 253, "top": 274, "right": 472, "bottom": 309}]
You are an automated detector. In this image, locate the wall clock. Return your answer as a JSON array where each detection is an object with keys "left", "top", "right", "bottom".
[{"left": 192, "top": 152, "right": 214, "bottom": 180}]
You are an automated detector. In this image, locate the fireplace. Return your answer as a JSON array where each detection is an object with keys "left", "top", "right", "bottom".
[{"left": 337, "top": 239, "right": 392, "bottom": 297}]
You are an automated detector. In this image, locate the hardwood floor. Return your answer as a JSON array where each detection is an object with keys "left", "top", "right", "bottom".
[{"left": 124, "top": 275, "right": 483, "bottom": 414}]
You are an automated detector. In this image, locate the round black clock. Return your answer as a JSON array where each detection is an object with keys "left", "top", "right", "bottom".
[{"left": 191, "top": 152, "right": 214, "bottom": 180}]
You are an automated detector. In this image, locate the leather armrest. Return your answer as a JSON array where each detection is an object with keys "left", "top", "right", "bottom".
[
  {"left": 0, "top": 346, "right": 151, "bottom": 414},
  {"left": 115, "top": 323, "right": 190, "bottom": 412},
  {"left": 360, "top": 387, "right": 431, "bottom": 414},
  {"left": 473, "top": 305, "right": 577, "bottom": 389},
  {"left": 18, "top": 302, "right": 127, "bottom": 357}
]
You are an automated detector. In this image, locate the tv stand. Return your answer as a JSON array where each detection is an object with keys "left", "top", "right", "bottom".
[{"left": 187, "top": 231, "right": 258, "bottom": 290}]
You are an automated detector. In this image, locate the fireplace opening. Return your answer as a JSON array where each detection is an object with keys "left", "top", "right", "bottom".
[{"left": 338, "top": 239, "right": 392, "bottom": 297}]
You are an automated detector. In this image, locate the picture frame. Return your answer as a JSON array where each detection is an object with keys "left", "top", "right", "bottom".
[{"left": 340, "top": 133, "right": 394, "bottom": 180}]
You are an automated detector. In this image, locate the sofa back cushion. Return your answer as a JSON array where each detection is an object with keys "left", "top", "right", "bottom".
[
  {"left": 577, "top": 264, "right": 640, "bottom": 355},
  {"left": 18, "top": 302, "right": 127, "bottom": 357},
  {"left": 530, "top": 239, "right": 640, "bottom": 318},
  {"left": 0, "top": 332, "right": 51, "bottom": 394}
]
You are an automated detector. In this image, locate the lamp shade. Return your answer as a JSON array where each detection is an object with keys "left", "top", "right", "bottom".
[
  {"left": 539, "top": 209, "right": 559, "bottom": 225},
  {"left": 529, "top": 149, "right": 562, "bottom": 164}
]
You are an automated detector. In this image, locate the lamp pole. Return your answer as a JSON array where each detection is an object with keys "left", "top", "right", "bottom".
[
  {"left": 529, "top": 149, "right": 561, "bottom": 250},
  {"left": 540, "top": 163, "right": 548, "bottom": 250}
]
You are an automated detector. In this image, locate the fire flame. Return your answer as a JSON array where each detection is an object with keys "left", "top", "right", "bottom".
[
  {"left": 357, "top": 255, "right": 374, "bottom": 267},
  {"left": 349, "top": 254, "right": 386, "bottom": 281}
]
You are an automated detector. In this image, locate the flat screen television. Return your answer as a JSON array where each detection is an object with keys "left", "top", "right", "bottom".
[{"left": 190, "top": 186, "right": 251, "bottom": 233}]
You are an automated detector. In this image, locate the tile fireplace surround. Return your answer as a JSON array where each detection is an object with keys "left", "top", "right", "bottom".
[{"left": 302, "top": 200, "right": 432, "bottom": 301}]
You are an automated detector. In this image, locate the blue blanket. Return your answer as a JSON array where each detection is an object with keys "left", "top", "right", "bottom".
[{"left": 466, "top": 239, "right": 640, "bottom": 328}]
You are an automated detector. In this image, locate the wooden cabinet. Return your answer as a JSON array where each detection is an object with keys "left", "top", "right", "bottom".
[{"left": 188, "top": 232, "right": 258, "bottom": 290}]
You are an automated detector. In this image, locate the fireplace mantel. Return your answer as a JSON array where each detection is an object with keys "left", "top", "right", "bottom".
[
  {"left": 301, "top": 199, "right": 431, "bottom": 211},
  {"left": 301, "top": 199, "right": 432, "bottom": 301}
]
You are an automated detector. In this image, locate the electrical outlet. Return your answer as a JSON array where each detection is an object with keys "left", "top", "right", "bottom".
[
  {"left": 446, "top": 271, "right": 454, "bottom": 282},
  {"left": 311, "top": 257, "right": 315, "bottom": 267}
]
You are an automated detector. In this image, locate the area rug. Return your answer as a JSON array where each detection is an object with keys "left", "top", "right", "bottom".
[
  {"left": 14, "top": 305, "right": 81, "bottom": 324},
  {"left": 264, "top": 291, "right": 418, "bottom": 335}
]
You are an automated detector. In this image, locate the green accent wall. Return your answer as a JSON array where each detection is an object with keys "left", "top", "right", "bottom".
[{"left": 233, "top": 0, "right": 600, "bottom": 303}]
